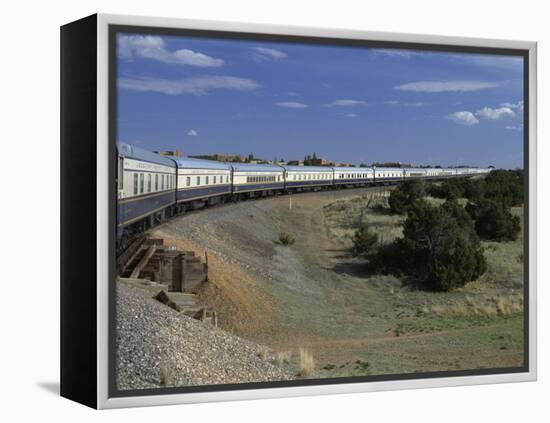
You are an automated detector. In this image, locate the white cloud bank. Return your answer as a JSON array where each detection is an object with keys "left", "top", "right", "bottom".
[
  {"left": 187, "top": 129, "right": 198, "bottom": 136},
  {"left": 476, "top": 106, "right": 516, "bottom": 120},
  {"left": 446, "top": 111, "right": 479, "bottom": 126},
  {"left": 118, "top": 35, "right": 224, "bottom": 67},
  {"left": 119, "top": 76, "right": 260, "bottom": 95},
  {"left": 373, "top": 49, "right": 423, "bottom": 58},
  {"left": 252, "top": 47, "right": 288, "bottom": 62},
  {"left": 506, "top": 125, "right": 523, "bottom": 131},
  {"left": 500, "top": 100, "right": 524, "bottom": 111},
  {"left": 394, "top": 80, "right": 500, "bottom": 92},
  {"left": 276, "top": 101, "right": 309, "bottom": 109},
  {"left": 346, "top": 113, "right": 358, "bottom": 118},
  {"left": 325, "top": 99, "right": 367, "bottom": 107}
]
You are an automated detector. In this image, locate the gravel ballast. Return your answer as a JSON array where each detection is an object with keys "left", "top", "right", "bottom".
[{"left": 116, "top": 283, "right": 294, "bottom": 391}]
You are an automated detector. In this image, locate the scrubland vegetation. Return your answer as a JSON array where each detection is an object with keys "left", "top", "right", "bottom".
[{"left": 360, "top": 170, "right": 524, "bottom": 291}]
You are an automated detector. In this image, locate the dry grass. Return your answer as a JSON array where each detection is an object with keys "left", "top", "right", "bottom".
[
  {"left": 428, "top": 295, "right": 523, "bottom": 317},
  {"left": 258, "top": 345, "right": 269, "bottom": 361},
  {"left": 276, "top": 350, "right": 292, "bottom": 366},
  {"left": 297, "top": 348, "right": 315, "bottom": 378},
  {"left": 159, "top": 362, "right": 174, "bottom": 386}
]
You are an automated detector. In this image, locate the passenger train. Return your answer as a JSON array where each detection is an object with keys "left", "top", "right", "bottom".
[{"left": 117, "top": 143, "right": 490, "bottom": 245}]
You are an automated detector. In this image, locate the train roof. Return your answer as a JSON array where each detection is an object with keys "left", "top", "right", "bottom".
[
  {"left": 332, "top": 166, "right": 373, "bottom": 172},
  {"left": 230, "top": 163, "right": 284, "bottom": 172},
  {"left": 283, "top": 165, "right": 334, "bottom": 172},
  {"left": 372, "top": 167, "right": 403, "bottom": 172},
  {"left": 173, "top": 156, "right": 232, "bottom": 171},
  {"left": 118, "top": 143, "right": 177, "bottom": 167},
  {"left": 403, "top": 168, "right": 428, "bottom": 172}
]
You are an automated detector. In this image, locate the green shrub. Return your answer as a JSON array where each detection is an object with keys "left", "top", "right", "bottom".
[
  {"left": 372, "top": 200, "right": 486, "bottom": 291},
  {"left": 388, "top": 179, "right": 426, "bottom": 214},
  {"left": 429, "top": 178, "right": 469, "bottom": 200},
  {"left": 278, "top": 231, "right": 296, "bottom": 246},
  {"left": 466, "top": 199, "right": 521, "bottom": 241},
  {"left": 482, "top": 169, "right": 523, "bottom": 208},
  {"left": 401, "top": 200, "right": 486, "bottom": 291},
  {"left": 351, "top": 222, "right": 379, "bottom": 256}
]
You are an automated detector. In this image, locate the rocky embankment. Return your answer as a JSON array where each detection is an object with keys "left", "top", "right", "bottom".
[{"left": 116, "top": 283, "right": 294, "bottom": 390}]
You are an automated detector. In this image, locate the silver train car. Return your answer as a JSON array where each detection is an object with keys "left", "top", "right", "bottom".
[{"left": 116, "top": 143, "right": 491, "bottom": 242}]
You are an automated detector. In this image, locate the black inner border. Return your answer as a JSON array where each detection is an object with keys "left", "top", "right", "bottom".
[{"left": 108, "top": 24, "right": 530, "bottom": 399}]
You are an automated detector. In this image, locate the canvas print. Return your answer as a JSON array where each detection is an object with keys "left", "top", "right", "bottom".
[{"left": 114, "top": 30, "right": 526, "bottom": 393}]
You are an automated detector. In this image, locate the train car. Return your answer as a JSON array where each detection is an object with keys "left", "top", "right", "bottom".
[
  {"left": 333, "top": 166, "right": 374, "bottom": 186},
  {"left": 117, "top": 143, "right": 177, "bottom": 233},
  {"left": 173, "top": 157, "right": 232, "bottom": 210},
  {"left": 283, "top": 165, "right": 333, "bottom": 191},
  {"left": 231, "top": 163, "right": 285, "bottom": 197},
  {"left": 373, "top": 167, "right": 404, "bottom": 184},
  {"left": 423, "top": 168, "right": 444, "bottom": 179},
  {"left": 439, "top": 168, "right": 457, "bottom": 178},
  {"left": 403, "top": 168, "right": 428, "bottom": 179},
  {"left": 455, "top": 168, "right": 471, "bottom": 177}
]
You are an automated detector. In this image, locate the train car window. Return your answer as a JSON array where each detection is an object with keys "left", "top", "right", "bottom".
[
  {"left": 213, "top": 175, "right": 217, "bottom": 184},
  {"left": 155, "top": 174, "right": 158, "bottom": 191},
  {"left": 133, "top": 173, "right": 138, "bottom": 195},
  {"left": 186, "top": 176, "right": 190, "bottom": 187},
  {"left": 140, "top": 173, "right": 144, "bottom": 194},
  {"left": 161, "top": 174, "right": 164, "bottom": 190},
  {"left": 196, "top": 176, "right": 200, "bottom": 186},
  {"left": 206, "top": 176, "right": 209, "bottom": 185},
  {"left": 147, "top": 174, "right": 151, "bottom": 192}
]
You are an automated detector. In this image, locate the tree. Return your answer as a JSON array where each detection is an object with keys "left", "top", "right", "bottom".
[
  {"left": 351, "top": 222, "right": 379, "bottom": 256},
  {"left": 482, "top": 170, "right": 523, "bottom": 208},
  {"left": 388, "top": 179, "right": 426, "bottom": 214},
  {"left": 466, "top": 199, "right": 521, "bottom": 241},
  {"left": 397, "top": 200, "right": 486, "bottom": 291}
]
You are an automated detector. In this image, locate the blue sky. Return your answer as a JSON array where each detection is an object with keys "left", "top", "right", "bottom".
[{"left": 117, "top": 33, "right": 524, "bottom": 168}]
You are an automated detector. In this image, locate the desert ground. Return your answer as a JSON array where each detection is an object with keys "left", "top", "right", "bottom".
[{"left": 150, "top": 186, "right": 524, "bottom": 378}]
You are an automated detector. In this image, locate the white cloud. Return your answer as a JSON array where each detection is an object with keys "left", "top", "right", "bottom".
[
  {"left": 117, "top": 35, "right": 224, "bottom": 67},
  {"left": 276, "top": 101, "right": 309, "bottom": 109},
  {"left": 446, "top": 111, "right": 479, "bottom": 126},
  {"left": 345, "top": 113, "right": 358, "bottom": 118},
  {"left": 394, "top": 80, "right": 500, "bottom": 92},
  {"left": 325, "top": 99, "right": 367, "bottom": 107},
  {"left": 287, "top": 92, "right": 299, "bottom": 96},
  {"left": 404, "top": 102, "right": 425, "bottom": 107},
  {"left": 119, "top": 76, "right": 260, "bottom": 95},
  {"left": 373, "top": 49, "right": 423, "bottom": 58},
  {"left": 476, "top": 106, "right": 516, "bottom": 120},
  {"left": 384, "top": 100, "right": 400, "bottom": 105},
  {"left": 500, "top": 100, "right": 524, "bottom": 111},
  {"left": 187, "top": 129, "right": 198, "bottom": 136},
  {"left": 505, "top": 125, "right": 523, "bottom": 131},
  {"left": 252, "top": 47, "right": 288, "bottom": 62},
  {"left": 453, "top": 54, "right": 523, "bottom": 71}
]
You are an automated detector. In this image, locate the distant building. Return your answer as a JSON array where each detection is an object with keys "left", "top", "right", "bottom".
[
  {"left": 287, "top": 160, "right": 304, "bottom": 166},
  {"left": 189, "top": 153, "right": 246, "bottom": 162},
  {"left": 336, "top": 162, "right": 355, "bottom": 167},
  {"left": 311, "top": 157, "right": 335, "bottom": 166},
  {"left": 154, "top": 150, "right": 183, "bottom": 157}
]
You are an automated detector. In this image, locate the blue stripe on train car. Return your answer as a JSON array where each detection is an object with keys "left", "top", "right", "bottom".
[
  {"left": 374, "top": 177, "right": 403, "bottom": 182},
  {"left": 334, "top": 178, "right": 374, "bottom": 184},
  {"left": 176, "top": 185, "right": 231, "bottom": 202},
  {"left": 285, "top": 180, "right": 333, "bottom": 188},
  {"left": 118, "top": 191, "right": 176, "bottom": 226},
  {"left": 233, "top": 182, "right": 284, "bottom": 192}
]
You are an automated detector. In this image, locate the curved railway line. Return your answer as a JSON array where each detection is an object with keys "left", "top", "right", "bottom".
[{"left": 116, "top": 142, "right": 490, "bottom": 257}]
